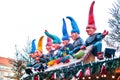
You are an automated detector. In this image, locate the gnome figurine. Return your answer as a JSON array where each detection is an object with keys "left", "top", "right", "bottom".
[
  {"left": 44, "top": 30, "right": 61, "bottom": 54},
  {"left": 80, "top": 1, "right": 108, "bottom": 60},
  {"left": 29, "top": 39, "right": 37, "bottom": 59},
  {"left": 60, "top": 18, "right": 74, "bottom": 56},
  {"left": 29, "top": 36, "right": 44, "bottom": 62},
  {"left": 44, "top": 30, "right": 62, "bottom": 66},
  {"left": 66, "top": 16, "right": 84, "bottom": 55},
  {"left": 35, "top": 36, "right": 44, "bottom": 62},
  {"left": 45, "top": 37, "right": 54, "bottom": 61}
]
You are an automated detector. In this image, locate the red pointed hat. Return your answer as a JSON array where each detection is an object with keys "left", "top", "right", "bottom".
[
  {"left": 87, "top": 1, "right": 96, "bottom": 29},
  {"left": 46, "top": 37, "right": 52, "bottom": 46}
]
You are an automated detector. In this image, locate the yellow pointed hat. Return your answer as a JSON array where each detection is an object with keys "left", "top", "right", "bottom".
[{"left": 37, "top": 36, "right": 44, "bottom": 51}]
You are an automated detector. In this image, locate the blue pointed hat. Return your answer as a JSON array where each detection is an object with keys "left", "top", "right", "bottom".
[
  {"left": 30, "top": 39, "right": 36, "bottom": 53},
  {"left": 66, "top": 16, "right": 80, "bottom": 34},
  {"left": 44, "top": 30, "right": 61, "bottom": 44},
  {"left": 62, "top": 18, "right": 70, "bottom": 40}
]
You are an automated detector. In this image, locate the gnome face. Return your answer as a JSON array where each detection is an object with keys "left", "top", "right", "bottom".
[
  {"left": 86, "top": 25, "right": 96, "bottom": 35},
  {"left": 46, "top": 37, "right": 53, "bottom": 52},
  {"left": 46, "top": 45, "right": 52, "bottom": 52},
  {"left": 29, "top": 53, "right": 36, "bottom": 59},
  {"left": 62, "top": 40, "right": 70, "bottom": 46},
  {"left": 70, "top": 32, "right": 79, "bottom": 40},
  {"left": 52, "top": 43, "right": 61, "bottom": 50},
  {"left": 35, "top": 50, "right": 42, "bottom": 57}
]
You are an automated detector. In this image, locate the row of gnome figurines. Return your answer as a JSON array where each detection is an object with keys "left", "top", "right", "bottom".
[{"left": 28, "top": 45, "right": 94, "bottom": 68}]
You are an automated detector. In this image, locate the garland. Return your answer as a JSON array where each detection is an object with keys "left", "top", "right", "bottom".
[{"left": 23, "top": 57, "right": 120, "bottom": 80}]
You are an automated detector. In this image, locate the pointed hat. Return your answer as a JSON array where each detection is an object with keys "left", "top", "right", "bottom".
[
  {"left": 62, "top": 18, "right": 70, "bottom": 40},
  {"left": 30, "top": 39, "right": 36, "bottom": 53},
  {"left": 66, "top": 16, "right": 80, "bottom": 34},
  {"left": 46, "top": 37, "right": 52, "bottom": 46},
  {"left": 44, "top": 30, "right": 61, "bottom": 44},
  {"left": 37, "top": 36, "right": 44, "bottom": 51},
  {"left": 87, "top": 1, "right": 96, "bottom": 29}
]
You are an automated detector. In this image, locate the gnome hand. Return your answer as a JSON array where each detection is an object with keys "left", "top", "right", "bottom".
[
  {"left": 102, "top": 30, "right": 108, "bottom": 36},
  {"left": 80, "top": 45, "right": 86, "bottom": 50}
]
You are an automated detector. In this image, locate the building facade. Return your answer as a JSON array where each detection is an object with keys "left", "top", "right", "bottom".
[{"left": 0, "top": 57, "right": 14, "bottom": 80}]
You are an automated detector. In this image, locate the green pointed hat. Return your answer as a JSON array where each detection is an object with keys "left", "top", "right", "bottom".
[{"left": 44, "top": 30, "right": 61, "bottom": 44}]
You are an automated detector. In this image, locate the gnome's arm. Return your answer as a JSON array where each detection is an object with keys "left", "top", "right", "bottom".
[
  {"left": 81, "top": 33, "right": 104, "bottom": 50},
  {"left": 72, "top": 46, "right": 81, "bottom": 53},
  {"left": 96, "top": 32, "right": 108, "bottom": 41},
  {"left": 73, "top": 38, "right": 84, "bottom": 53},
  {"left": 55, "top": 50, "right": 63, "bottom": 58}
]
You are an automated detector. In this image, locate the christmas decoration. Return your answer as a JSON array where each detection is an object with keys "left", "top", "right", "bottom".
[
  {"left": 85, "top": 67, "right": 91, "bottom": 76},
  {"left": 20, "top": 0, "right": 120, "bottom": 79},
  {"left": 23, "top": 57, "right": 120, "bottom": 80},
  {"left": 28, "top": 36, "right": 44, "bottom": 62},
  {"left": 51, "top": 72, "right": 56, "bottom": 80},
  {"left": 117, "top": 76, "right": 120, "bottom": 80},
  {"left": 34, "top": 75, "right": 40, "bottom": 80},
  {"left": 100, "top": 63, "right": 107, "bottom": 75},
  {"left": 116, "top": 68, "right": 120, "bottom": 73},
  {"left": 76, "top": 69, "right": 83, "bottom": 78}
]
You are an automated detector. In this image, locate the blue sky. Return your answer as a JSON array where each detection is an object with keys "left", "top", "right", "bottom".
[{"left": 0, "top": 0, "right": 115, "bottom": 58}]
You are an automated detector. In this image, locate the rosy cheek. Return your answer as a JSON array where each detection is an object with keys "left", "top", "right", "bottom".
[
  {"left": 62, "top": 41, "right": 64, "bottom": 44},
  {"left": 52, "top": 45, "right": 55, "bottom": 48},
  {"left": 71, "top": 35, "right": 74, "bottom": 38},
  {"left": 86, "top": 30, "right": 89, "bottom": 33},
  {"left": 52, "top": 46, "right": 55, "bottom": 48},
  {"left": 86, "top": 28, "right": 89, "bottom": 31}
]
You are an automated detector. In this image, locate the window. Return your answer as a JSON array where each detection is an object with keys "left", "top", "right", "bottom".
[
  {"left": 7, "top": 78, "right": 10, "bottom": 80},
  {"left": 0, "top": 72, "right": 4, "bottom": 76},
  {"left": 8, "top": 72, "right": 10, "bottom": 76},
  {"left": 0, "top": 66, "right": 4, "bottom": 70}
]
